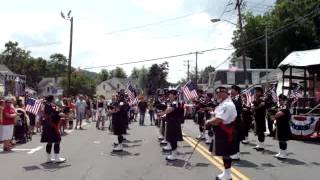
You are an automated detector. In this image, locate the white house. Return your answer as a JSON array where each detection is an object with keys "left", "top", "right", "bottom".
[{"left": 38, "top": 77, "right": 64, "bottom": 97}]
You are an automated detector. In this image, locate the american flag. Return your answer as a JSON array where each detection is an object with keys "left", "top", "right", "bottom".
[
  {"left": 182, "top": 81, "right": 198, "bottom": 100},
  {"left": 290, "top": 85, "right": 303, "bottom": 105},
  {"left": 126, "top": 83, "right": 138, "bottom": 106},
  {"left": 265, "top": 84, "right": 278, "bottom": 103},
  {"left": 26, "top": 98, "right": 42, "bottom": 115},
  {"left": 242, "top": 87, "right": 255, "bottom": 107}
]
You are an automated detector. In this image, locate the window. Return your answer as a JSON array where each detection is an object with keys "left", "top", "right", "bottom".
[{"left": 103, "top": 84, "right": 106, "bottom": 90}]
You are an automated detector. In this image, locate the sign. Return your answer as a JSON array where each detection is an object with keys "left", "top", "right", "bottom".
[{"left": 291, "top": 115, "right": 320, "bottom": 138}]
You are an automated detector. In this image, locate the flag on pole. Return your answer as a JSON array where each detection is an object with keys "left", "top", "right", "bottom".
[
  {"left": 182, "top": 81, "right": 198, "bottom": 101},
  {"left": 26, "top": 98, "right": 42, "bottom": 115},
  {"left": 243, "top": 87, "right": 255, "bottom": 106},
  {"left": 265, "top": 84, "right": 278, "bottom": 103},
  {"left": 290, "top": 85, "right": 303, "bottom": 105},
  {"left": 126, "top": 83, "right": 138, "bottom": 106}
]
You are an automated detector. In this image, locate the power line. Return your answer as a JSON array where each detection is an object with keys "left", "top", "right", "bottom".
[
  {"left": 82, "top": 47, "right": 234, "bottom": 70},
  {"left": 220, "top": 0, "right": 234, "bottom": 19}
]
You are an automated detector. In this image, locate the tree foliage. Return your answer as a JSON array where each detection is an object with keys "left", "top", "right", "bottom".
[
  {"left": 0, "top": 41, "right": 97, "bottom": 95},
  {"left": 109, "top": 67, "right": 127, "bottom": 79},
  {"left": 60, "top": 72, "right": 96, "bottom": 96},
  {"left": 232, "top": 0, "right": 320, "bottom": 68}
]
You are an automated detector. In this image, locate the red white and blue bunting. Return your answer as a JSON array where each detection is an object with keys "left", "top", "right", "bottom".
[{"left": 291, "top": 115, "right": 320, "bottom": 137}]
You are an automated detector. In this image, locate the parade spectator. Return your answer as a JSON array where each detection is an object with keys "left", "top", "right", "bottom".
[
  {"left": 85, "top": 96, "right": 92, "bottom": 123},
  {"left": 0, "top": 97, "right": 17, "bottom": 151},
  {"left": 91, "top": 97, "right": 97, "bottom": 122},
  {"left": 96, "top": 95, "right": 106, "bottom": 130},
  {"left": 138, "top": 96, "right": 148, "bottom": 126},
  {"left": 75, "top": 95, "right": 87, "bottom": 130},
  {"left": 148, "top": 98, "right": 155, "bottom": 126}
]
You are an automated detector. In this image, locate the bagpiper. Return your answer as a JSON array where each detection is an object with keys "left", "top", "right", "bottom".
[
  {"left": 252, "top": 87, "right": 267, "bottom": 151},
  {"left": 230, "top": 85, "right": 245, "bottom": 161},
  {"left": 157, "top": 89, "right": 183, "bottom": 161},
  {"left": 273, "top": 94, "right": 291, "bottom": 159},
  {"left": 205, "top": 86, "right": 237, "bottom": 180},
  {"left": 41, "top": 95, "right": 66, "bottom": 163}
]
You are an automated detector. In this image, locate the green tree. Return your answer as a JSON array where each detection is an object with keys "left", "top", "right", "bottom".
[
  {"left": 110, "top": 67, "right": 127, "bottom": 79},
  {"left": 199, "top": 65, "right": 215, "bottom": 84},
  {"left": 138, "top": 66, "right": 148, "bottom": 92},
  {"left": 130, "top": 67, "right": 140, "bottom": 80},
  {"left": 232, "top": 0, "right": 320, "bottom": 68},
  {"left": 47, "top": 53, "right": 68, "bottom": 77},
  {"left": 98, "top": 69, "right": 110, "bottom": 82},
  {"left": 146, "top": 62, "right": 169, "bottom": 95},
  {"left": 60, "top": 72, "right": 96, "bottom": 96}
]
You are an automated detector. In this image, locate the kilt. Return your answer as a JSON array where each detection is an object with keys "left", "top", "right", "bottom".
[
  {"left": 254, "top": 115, "right": 266, "bottom": 134},
  {"left": 165, "top": 118, "right": 183, "bottom": 142},
  {"left": 214, "top": 123, "right": 237, "bottom": 156},
  {"left": 112, "top": 113, "right": 126, "bottom": 135},
  {"left": 41, "top": 123, "right": 61, "bottom": 143}
]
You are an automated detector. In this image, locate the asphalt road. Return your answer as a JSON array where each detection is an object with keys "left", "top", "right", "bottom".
[{"left": 1, "top": 117, "right": 320, "bottom": 180}]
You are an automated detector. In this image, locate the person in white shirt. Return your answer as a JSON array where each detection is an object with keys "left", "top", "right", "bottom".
[
  {"left": 205, "top": 86, "right": 237, "bottom": 180},
  {"left": 75, "top": 95, "right": 87, "bottom": 130}
]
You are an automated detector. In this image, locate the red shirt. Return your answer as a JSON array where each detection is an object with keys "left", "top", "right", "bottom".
[{"left": 1, "top": 106, "right": 16, "bottom": 125}]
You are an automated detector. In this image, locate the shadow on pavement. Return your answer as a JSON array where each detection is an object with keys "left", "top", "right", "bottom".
[
  {"left": 123, "top": 139, "right": 143, "bottom": 143},
  {"left": 110, "top": 150, "right": 140, "bottom": 157},
  {"left": 261, "top": 149, "right": 277, "bottom": 155},
  {"left": 233, "top": 159, "right": 259, "bottom": 168},
  {"left": 123, "top": 144, "right": 142, "bottom": 148},
  {"left": 278, "top": 158, "right": 306, "bottom": 166},
  {"left": 261, "top": 163, "right": 276, "bottom": 167},
  {"left": 166, "top": 159, "right": 210, "bottom": 169},
  {"left": 23, "top": 163, "right": 71, "bottom": 172},
  {"left": 240, "top": 152, "right": 251, "bottom": 155}
]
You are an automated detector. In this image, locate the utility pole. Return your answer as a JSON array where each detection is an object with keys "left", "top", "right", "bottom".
[
  {"left": 265, "top": 28, "right": 268, "bottom": 69},
  {"left": 187, "top": 60, "right": 190, "bottom": 81},
  {"left": 195, "top": 52, "right": 198, "bottom": 88},
  {"left": 236, "top": 0, "right": 248, "bottom": 87},
  {"left": 61, "top": 10, "right": 73, "bottom": 95}
]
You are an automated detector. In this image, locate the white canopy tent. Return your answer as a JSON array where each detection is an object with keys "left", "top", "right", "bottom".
[{"left": 278, "top": 48, "right": 320, "bottom": 68}]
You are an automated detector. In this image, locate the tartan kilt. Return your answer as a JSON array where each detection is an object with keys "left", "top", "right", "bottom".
[{"left": 214, "top": 124, "right": 237, "bottom": 156}]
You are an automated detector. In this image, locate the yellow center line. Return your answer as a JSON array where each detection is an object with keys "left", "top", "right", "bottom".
[{"left": 183, "top": 133, "right": 250, "bottom": 180}]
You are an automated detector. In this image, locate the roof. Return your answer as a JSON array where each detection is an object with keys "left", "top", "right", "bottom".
[
  {"left": 38, "top": 77, "right": 63, "bottom": 88},
  {"left": 0, "top": 64, "right": 15, "bottom": 75},
  {"left": 278, "top": 48, "right": 320, "bottom": 68}
]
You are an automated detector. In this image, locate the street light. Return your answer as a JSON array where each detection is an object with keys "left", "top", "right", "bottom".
[
  {"left": 210, "top": 18, "right": 238, "bottom": 26},
  {"left": 61, "top": 10, "right": 73, "bottom": 95},
  {"left": 211, "top": 17, "right": 249, "bottom": 87}
]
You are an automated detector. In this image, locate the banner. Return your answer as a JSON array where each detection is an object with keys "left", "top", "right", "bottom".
[{"left": 291, "top": 115, "right": 320, "bottom": 137}]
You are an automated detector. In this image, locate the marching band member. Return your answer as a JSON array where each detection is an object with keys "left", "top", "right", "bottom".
[
  {"left": 154, "top": 89, "right": 168, "bottom": 145},
  {"left": 274, "top": 94, "right": 291, "bottom": 159},
  {"left": 205, "top": 86, "right": 237, "bottom": 180},
  {"left": 230, "top": 85, "right": 244, "bottom": 161},
  {"left": 41, "top": 95, "right": 66, "bottom": 163},
  {"left": 241, "top": 94, "right": 253, "bottom": 144},
  {"left": 252, "top": 87, "right": 267, "bottom": 151},
  {"left": 157, "top": 89, "right": 183, "bottom": 161}
]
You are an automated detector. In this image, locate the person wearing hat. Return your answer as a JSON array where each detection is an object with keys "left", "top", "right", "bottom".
[
  {"left": 157, "top": 89, "right": 183, "bottom": 161},
  {"left": 230, "top": 85, "right": 244, "bottom": 161},
  {"left": 41, "top": 95, "right": 66, "bottom": 163},
  {"left": 252, "top": 87, "right": 267, "bottom": 151},
  {"left": 154, "top": 89, "right": 168, "bottom": 143},
  {"left": 0, "top": 97, "right": 17, "bottom": 151},
  {"left": 205, "top": 86, "right": 237, "bottom": 180},
  {"left": 273, "top": 94, "right": 291, "bottom": 159}
]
